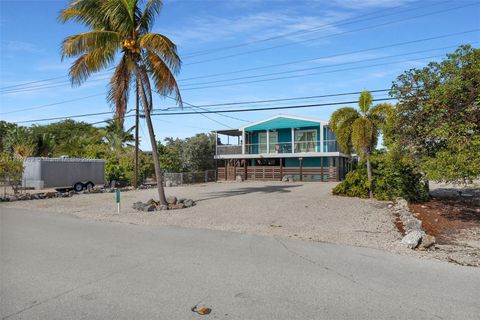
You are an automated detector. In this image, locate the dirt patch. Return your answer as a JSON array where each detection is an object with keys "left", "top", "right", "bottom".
[
  {"left": 393, "top": 213, "right": 406, "bottom": 236},
  {"left": 409, "top": 198, "right": 480, "bottom": 245}
]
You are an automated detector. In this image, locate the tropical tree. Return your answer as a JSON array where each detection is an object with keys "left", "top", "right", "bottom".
[
  {"left": 390, "top": 45, "right": 480, "bottom": 183},
  {"left": 59, "top": 0, "right": 182, "bottom": 205},
  {"left": 103, "top": 119, "right": 134, "bottom": 151},
  {"left": 329, "top": 91, "right": 392, "bottom": 198}
]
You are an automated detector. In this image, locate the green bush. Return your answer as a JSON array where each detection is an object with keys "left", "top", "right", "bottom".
[
  {"left": 0, "top": 154, "right": 24, "bottom": 194},
  {"left": 333, "top": 168, "right": 370, "bottom": 198},
  {"left": 333, "top": 151, "right": 430, "bottom": 203}
]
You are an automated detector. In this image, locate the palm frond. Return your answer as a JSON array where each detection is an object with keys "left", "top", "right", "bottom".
[
  {"left": 358, "top": 90, "right": 373, "bottom": 114},
  {"left": 135, "top": 65, "right": 153, "bottom": 111},
  {"left": 140, "top": 33, "right": 181, "bottom": 74},
  {"left": 100, "top": 0, "right": 136, "bottom": 35},
  {"left": 61, "top": 31, "right": 120, "bottom": 59},
  {"left": 352, "top": 117, "right": 375, "bottom": 158},
  {"left": 58, "top": 0, "right": 107, "bottom": 29},
  {"left": 145, "top": 50, "right": 182, "bottom": 106},
  {"left": 136, "top": 0, "right": 163, "bottom": 33},
  {"left": 69, "top": 47, "right": 116, "bottom": 86},
  {"left": 329, "top": 107, "right": 359, "bottom": 154},
  {"left": 107, "top": 55, "right": 133, "bottom": 121}
]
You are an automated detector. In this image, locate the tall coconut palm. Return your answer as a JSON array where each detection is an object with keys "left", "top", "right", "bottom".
[
  {"left": 59, "top": 0, "right": 182, "bottom": 205},
  {"left": 329, "top": 91, "right": 391, "bottom": 198}
]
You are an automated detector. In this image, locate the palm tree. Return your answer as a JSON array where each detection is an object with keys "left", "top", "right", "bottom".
[
  {"left": 103, "top": 119, "right": 135, "bottom": 151},
  {"left": 329, "top": 91, "right": 392, "bottom": 198},
  {"left": 59, "top": 0, "right": 182, "bottom": 205}
]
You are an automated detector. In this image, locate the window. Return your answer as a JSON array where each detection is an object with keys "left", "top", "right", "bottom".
[
  {"left": 269, "top": 131, "right": 278, "bottom": 153},
  {"left": 295, "top": 129, "right": 317, "bottom": 152},
  {"left": 258, "top": 132, "right": 267, "bottom": 153}
]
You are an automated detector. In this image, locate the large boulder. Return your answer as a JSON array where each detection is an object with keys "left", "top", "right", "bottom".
[{"left": 401, "top": 230, "right": 425, "bottom": 249}]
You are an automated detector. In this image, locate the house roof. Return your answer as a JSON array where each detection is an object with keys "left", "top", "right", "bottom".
[{"left": 239, "top": 114, "right": 327, "bottom": 132}]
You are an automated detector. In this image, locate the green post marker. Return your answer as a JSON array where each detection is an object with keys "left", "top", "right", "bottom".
[{"left": 116, "top": 189, "right": 120, "bottom": 214}]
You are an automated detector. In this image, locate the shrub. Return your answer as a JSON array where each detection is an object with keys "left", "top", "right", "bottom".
[
  {"left": 333, "top": 168, "right": 370, "bottom": 198},
  {"left": 333, "top": 151, "right": 430, "bottom": 203},
  {"left": 0, "top": 154, "right": 24, "bottom": 194}
]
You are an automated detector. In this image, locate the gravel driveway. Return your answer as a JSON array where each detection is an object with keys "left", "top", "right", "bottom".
[{"left": 1, "top": 181, "right": 413, "bottom": 254}]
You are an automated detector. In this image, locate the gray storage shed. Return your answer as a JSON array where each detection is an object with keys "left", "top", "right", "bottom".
[{"left": 22, "top": 157, "right": 105, "bottom": 190}]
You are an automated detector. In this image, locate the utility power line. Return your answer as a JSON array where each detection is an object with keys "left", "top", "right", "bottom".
[
  {"left": 7, "top": 88, "right": 390, "bottom": 122},
  {"left": 148, "top": 98, "right": 396, "bottom": 116},
  {"left": 179, "top": 44, "right": 471, "bottom": 87},
  {"left": 157, "top": 89, "right": 392, "bottom": 110},
  {"left": 13, "top": 95, "right": 395, "bottom": 124},
  {"left": 181, "top": 54, "right": 444, "bottom": 91},
  {"left": 2, "top": 36, "right": 473, "bottom": 96},
  {"left": 179, "top": 29, "right": 479, "bottom": 82},
  {"left": 180, "top": 0, "right": 450, "bottom": 58},
  {"left": 185, "top": 2, "right": 477, "bottom": 65}
]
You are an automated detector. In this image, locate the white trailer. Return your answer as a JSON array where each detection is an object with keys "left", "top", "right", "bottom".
[{"left": 22, "top": 157, "right": 105, "bottom": 191}]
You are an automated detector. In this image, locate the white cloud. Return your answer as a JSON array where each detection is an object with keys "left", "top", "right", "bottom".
[{"left": 162, "top": 10, "right": 351, "bottom": 48}]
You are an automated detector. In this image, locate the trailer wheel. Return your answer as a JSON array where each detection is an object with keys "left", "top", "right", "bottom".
[
  {"left": 73, "top": 182, "right": 84, "bottom": 192},
  {"left": 85, "top": 182, "right": 94, "bottom": 190}
]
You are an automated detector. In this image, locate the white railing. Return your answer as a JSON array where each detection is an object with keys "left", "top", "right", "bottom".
[{"left": 216, "top": 140, "right": 340, "bottom": 155}]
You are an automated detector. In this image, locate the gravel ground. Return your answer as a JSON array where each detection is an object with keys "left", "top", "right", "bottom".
[
  {"left": 6, "top": 180, "right": 480, "bottom": 265},
  {"left": 1, "top": 181, "right": 416, "bottom": 254}
]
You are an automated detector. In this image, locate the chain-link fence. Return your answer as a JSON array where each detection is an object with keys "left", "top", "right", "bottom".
[{"left": 163, "top": 169, "right": 217, "bottom": 186}]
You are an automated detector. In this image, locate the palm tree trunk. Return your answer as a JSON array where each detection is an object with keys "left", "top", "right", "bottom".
[
  {"left": 366, "top": 154, "right": 373, "bottom": 199},
  {"left": 136, "top": 76, "right": 168, "bottom": 205},
  {"left": 133, "top": 82, "right": 139, "bottom": 189}
]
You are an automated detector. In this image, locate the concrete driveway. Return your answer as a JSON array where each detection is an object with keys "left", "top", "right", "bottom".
[{"left": 1, "top": 208, "right": 479, "bottom": 320}]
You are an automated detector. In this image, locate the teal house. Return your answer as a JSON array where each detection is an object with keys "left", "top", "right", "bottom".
[{"left": 214, "top": 114, "right": 352, "bottom": 182}]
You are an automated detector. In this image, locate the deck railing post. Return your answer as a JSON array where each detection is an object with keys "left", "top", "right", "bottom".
[{"left": 291, "top": 128, "right": 295, "bottom": 153}]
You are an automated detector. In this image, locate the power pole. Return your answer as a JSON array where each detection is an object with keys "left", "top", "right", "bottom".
[{"left": 134, "top": 81, "right": 139, "bottom": 189}]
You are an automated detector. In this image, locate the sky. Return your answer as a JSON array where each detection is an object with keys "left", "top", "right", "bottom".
[{"left": 0, "top": 0, "right": 479, "bottom": 149}]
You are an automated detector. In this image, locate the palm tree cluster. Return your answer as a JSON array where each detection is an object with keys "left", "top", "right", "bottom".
[
  {"left": 329, "top": 91, "right": 392, "bottom": 198},
  {"left": 59, "top": 0, "right": 182, "bottom": 205}
]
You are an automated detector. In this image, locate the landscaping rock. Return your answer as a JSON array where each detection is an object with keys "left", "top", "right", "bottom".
[
  {"left": 132, "top": 201, "right": 145, "bottom": 210},
  {"left": 236, "top": 175, "right": 243, "bottom": 182},
  {"left": 184, "top": 199, "right": 195, "bottom": 208},
  {"left": 45, "top": 192, "right": 56, "bottom": 198},
  {"left": 404, "top": 218, "right": 422, "bottom": 232},
  {"left": 419, "top": 234, "right": 436, "bottom": 249},
  {"left": 143, "top": 203, "right": 156, "bottom": 212},
  {"left": 166, "top": 196, "right": 177, "bottom": 205},
  {"left": 146, "top": 198, "right": 158, "bottom": 206},
  {"left": 395, "top": 197, "right": 409, "bottom": 210},
  {"left": 401, "top": 230, "right": 425, "bottom": 249},
  {"left": 169, "top": 203, "right": 185, "bottom": 210},
  {"left": 157, "top": 204, "right": 168, "bottom": 211}
]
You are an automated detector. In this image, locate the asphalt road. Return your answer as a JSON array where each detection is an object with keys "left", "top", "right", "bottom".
[{"left": 1, "top": 208, "right": 479, "bottom": 320}]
